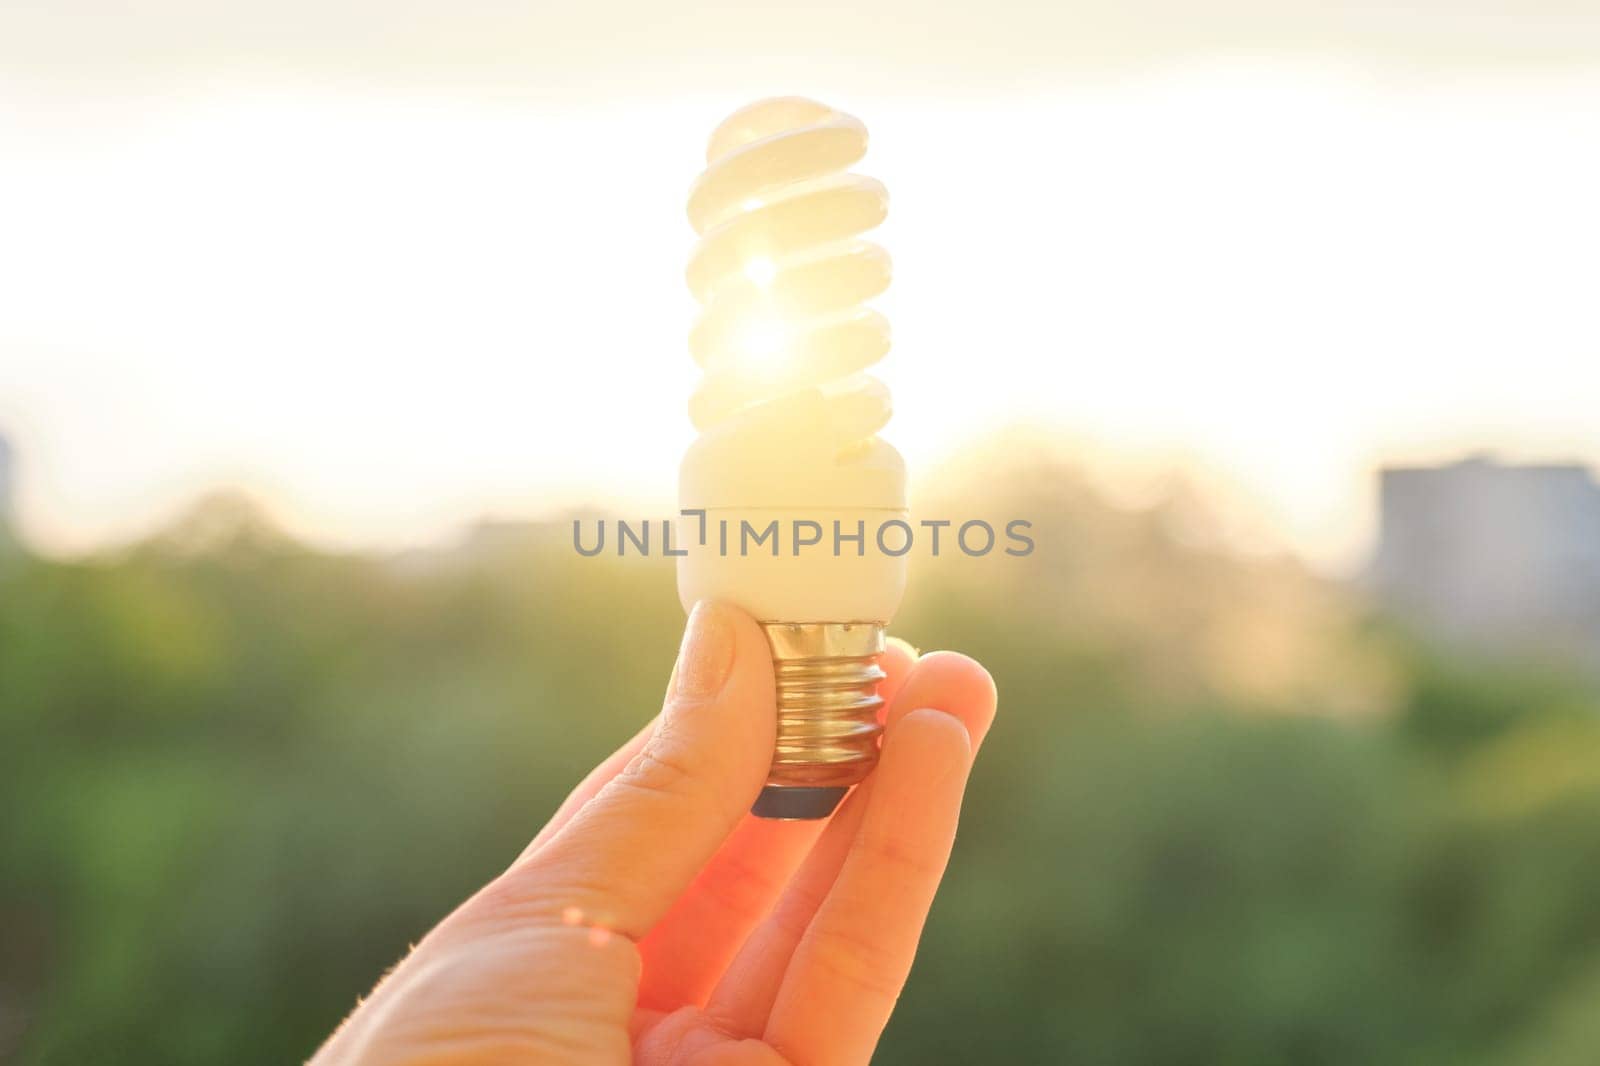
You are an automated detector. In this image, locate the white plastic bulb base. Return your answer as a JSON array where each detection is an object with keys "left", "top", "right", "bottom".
[{"left": 676, "top": 507, "right": 908, "bottom": 819}]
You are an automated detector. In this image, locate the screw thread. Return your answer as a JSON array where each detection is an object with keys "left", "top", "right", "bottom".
[{"left": 761, "top": 622, "right": 886, "bottom": 789}]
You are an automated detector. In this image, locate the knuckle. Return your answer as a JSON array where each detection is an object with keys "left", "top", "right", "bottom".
[
  {"left": 623, "top": 740, "right": 703, "bottom": 801},
  {"left": 806, "top": 920, "right": 906, "bottom": 1003},
  {"left": 700, "top": 850, "right": 786, "bottom": 922},
  {"left": 614, "top": 738, "right": 739, "bottom": 823},
  {"left": 455, "top": 872, "right": 566, "bottom": 931},
  {"left": 860, "top": 830, "right": 947, "bottom": 885}
]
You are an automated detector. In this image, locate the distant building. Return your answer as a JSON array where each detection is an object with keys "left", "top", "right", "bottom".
[{"left": 1373, "top": 455, "right": 1600, "bottom": 656}]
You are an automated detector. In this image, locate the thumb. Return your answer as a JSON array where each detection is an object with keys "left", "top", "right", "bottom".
[{"left": 486, "top": 601, "right": 775, "bottom": 939}]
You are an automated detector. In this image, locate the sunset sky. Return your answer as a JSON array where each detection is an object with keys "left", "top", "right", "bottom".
[{"left": 3, "top": 1, "right": 1597, "bottom": 569}]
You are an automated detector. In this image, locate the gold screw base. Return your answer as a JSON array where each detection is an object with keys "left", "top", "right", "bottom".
[{"left": 755, "top": 622, "right": 887, "bottom": 819}]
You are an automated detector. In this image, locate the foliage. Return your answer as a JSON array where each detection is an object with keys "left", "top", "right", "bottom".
[{"left": 3, "top": 472, "right": 1599, "bottom": 1065}]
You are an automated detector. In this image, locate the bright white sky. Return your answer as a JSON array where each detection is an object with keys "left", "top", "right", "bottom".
[{"left": 3, "top": 54, "right": 1598, "bottom": 570}]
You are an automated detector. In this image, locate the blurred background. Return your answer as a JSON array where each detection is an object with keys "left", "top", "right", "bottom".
[{"left": 4, "top": 2, "right": 1600, "bottom": 1063}]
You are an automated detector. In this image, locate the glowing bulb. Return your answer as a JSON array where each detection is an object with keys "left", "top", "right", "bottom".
[
  {"left": 738, "top": 319, "right": 788, "bottom": 369},
  {"left": 744, "top": 256, "right": 778, "bottom": 287},
  {"left": 679, "top": 97, "right": 904, "bottom": 820}
]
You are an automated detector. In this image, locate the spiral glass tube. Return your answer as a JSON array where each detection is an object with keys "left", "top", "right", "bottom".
[
  {"left": 679, "top": 98, "right": 906, "bottom": 819},
  {"left": 686, "top": 96, "right": 893, "bottom": 456}
]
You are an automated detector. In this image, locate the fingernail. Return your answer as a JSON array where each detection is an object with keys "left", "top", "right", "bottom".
[
  {"left": 675, "top": 601, "right": 735, "bottom": 700},
  {"left": 887, "top": 636, "right": 921, "bottom": 658}
]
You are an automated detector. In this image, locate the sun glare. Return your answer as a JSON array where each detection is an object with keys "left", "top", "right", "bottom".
[
  {"left": 744, "top": 256, "right": 778, "bottom": 287},
  {"left": 739, "top": 320, "right": 789, "bottom": 369},
  {"left": 8, "top": 79, "right": 1600, "bottom": 566}
]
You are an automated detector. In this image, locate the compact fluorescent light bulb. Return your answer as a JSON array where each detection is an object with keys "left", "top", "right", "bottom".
[{"left": 678, "top": 98, "right": 907, "bottom": 820}]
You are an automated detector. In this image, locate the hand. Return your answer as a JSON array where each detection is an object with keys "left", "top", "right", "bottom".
[{"left": 312, "top": 601, "right": 997, "bottom": 1066}]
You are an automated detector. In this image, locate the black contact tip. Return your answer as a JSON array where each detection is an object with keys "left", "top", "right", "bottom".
[{"left": 751, "top": 785, "right": 848, "bottom": 821}]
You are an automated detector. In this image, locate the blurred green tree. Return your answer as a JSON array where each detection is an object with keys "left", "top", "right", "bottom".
[{"left": 2, "top": 462, "right": 1597, "bottom": 1065}]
